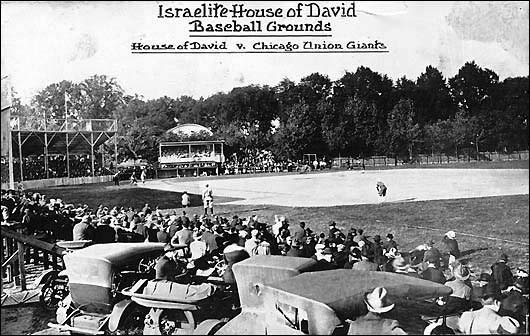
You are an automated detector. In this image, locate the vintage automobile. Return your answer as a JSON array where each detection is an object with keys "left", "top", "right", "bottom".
[
  {"left": 47, "top": 242, "right": 166, "bottom": 335},
  {"left": 200, "top": 256, "right": 453, "bottom": 335},
  {"left": 118, "top": 255, "right": 453, "bottom": 335},
  {"left": 120, "top": 255, "right": 316, "bottom": 335}
]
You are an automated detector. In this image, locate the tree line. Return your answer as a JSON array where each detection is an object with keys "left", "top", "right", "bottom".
[{"left": 11, "top": 61, "right": 529, "bottom": 163}]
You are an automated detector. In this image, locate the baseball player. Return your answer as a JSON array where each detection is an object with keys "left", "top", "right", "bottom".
[
  {"left": 376, "top": 180, "right": 387, "bottom": 202},
  {"left": 202, "top": 184, "right": 214, "bottom": 216}
]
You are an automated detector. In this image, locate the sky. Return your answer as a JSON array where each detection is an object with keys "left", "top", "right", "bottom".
[{"left": 1, "top": 1, "right": 528, "bottom": 103}]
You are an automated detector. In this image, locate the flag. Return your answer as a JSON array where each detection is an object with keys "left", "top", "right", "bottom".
[{"left": 1, "top": 75, "right": 12, "bottom": 156}]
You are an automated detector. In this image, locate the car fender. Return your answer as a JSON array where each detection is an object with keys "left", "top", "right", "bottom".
[
  {"left": 108, "top": 299, "right": 135, "bottom": 332},
  {"left": 33, "top": 269, "right": 60, "bottom": 287},
  {"left": 193, "top": 319, "right": 226, "bottom": 335}
]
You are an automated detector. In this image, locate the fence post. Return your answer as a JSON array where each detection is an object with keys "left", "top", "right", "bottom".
[{"left": 17, "top": 240, "right": 26, "bottom": 291}]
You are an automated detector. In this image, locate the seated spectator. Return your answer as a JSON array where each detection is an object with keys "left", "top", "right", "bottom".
[
  {"left": 243, "top": 229, "right": 259, "bottom": 256},
  {"left": 392, "top": 256, "right": 419, "bottom": 277},
  {"left": 347, "top": 287, "right": 406, "bottom": 335},
  {"left": 444, "top": 264, "right": 473, "bottom": 312},
  {"left": 423, "top": 239, "right": 443, "bottom": 269},
  {"left": 344, "top": 245, "right": 362, "bottom": 269},
  {"left": 383, "top": 233, "right": 398, "bottom": 254},
  {"left": 499, "top": 275, "right": 529, "bottom": 327},
  {"left": 459, "top": 282, "right": 520, "bottom": 334},
  {"left": 72, "top": 215, "right": 95, "bottom": 241},
  {"left": 352, "top": 255, "right": 379, "bottom": 271},
  {"left": 222, "top": 235, "right": 250, "bottom": 285},
  {"left": 421, "top": 254, "right": 446, "bottom": 284},
  {"left": 93, "top": 216, "right": 116, "bottom": 244},
  {"left": 286, "top": 239, "right": 305, "bottom": 257},
  {"left": 491, "top": 253, "right": 514, "bottom": 290}
]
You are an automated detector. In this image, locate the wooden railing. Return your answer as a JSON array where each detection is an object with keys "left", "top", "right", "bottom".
[{"left": 1, "top": 224, "right": 66, "bottom": 292}]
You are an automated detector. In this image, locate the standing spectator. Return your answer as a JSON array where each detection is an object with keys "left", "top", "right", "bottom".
[
  {"left": 140, "top": 168, "right": 147, "bottom": 184},
  {"left": 443, "top": 230, "right": 461, "bottom": 267},
  {"left": 94, "top": 217, "right": 116, "bottom": 244},
  {"left": 347, "top": 287, "right": 406, "bottom": 335},
  {"left": 491, "top": 253, "right": 514, "bottom": 290},
  {"left": 72, "top": 215, "right": 95, "bottom": 241},
  {"left": 181, "top": 191, "right": 190, "bottom": 208},
  {"left": 113, "top": 171, "right": 120, "bottom": 186},
  {"left": 130, "top": 171, "right": 137, "bottom": 185}
]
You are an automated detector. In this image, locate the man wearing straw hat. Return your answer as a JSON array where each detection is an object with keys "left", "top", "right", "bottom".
[{"left": 347, "top": 287, "right": 406, "bottom": 334}]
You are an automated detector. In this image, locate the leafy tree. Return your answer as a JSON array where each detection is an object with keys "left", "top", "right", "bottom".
[
  {"left": 448, "top": 61, "right": 499, "bottom": 116},
  {"left": 387, "top": 99, "right": 421, "bottom": 160},
  {"left": 415, "top": 66, "right": 455, "bottom": 124}
]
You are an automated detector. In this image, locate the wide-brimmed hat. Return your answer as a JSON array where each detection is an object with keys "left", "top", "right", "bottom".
[
  {"left": 445, "top": 231, "right": 456, "bottom": 239},
  {"left": 392, "top": 256, "right": 410, "bottom": 271},
  {"left": 453, "top": 264, "right": 470, "bottom": 281},
  {"left": 364, "top": 287, "right": 395, "bottom": 313}
]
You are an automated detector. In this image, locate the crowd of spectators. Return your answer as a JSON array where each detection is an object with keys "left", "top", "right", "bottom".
[
  {"left": 10, "top": 155, "right": 108, "bottom": 181},
  {"left": 1, "top": 189, "right": 527, "bottom": 334}
]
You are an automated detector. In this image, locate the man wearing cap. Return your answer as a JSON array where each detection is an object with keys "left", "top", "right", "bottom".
[
  {"left": 383, "top": 233, "right": 398, "bottom": 254},
  {"left": 491, "top": 253, "right": 514, "bottom": 290},
  {"left": 458, "top": 282, "right": 520, "bottom": 334},
  {"left": 347, "top": 287, "right": 406, "bottom": 334}
]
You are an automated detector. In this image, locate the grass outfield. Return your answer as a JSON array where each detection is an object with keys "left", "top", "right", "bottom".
[
  {"left": 363, "top": 159, "right": 529, "bottom": 170},
  {"left": 32, "top": 181, "right": 528, "bottom": 275}
]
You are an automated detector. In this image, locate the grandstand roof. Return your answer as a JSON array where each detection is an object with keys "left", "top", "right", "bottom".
[{"left": 166, "top": 123, "right": 213, "bottom": 136}]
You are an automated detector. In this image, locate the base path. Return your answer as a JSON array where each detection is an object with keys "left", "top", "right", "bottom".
[{"left": 141, "top": 169, "right": 529, "bottom": 207}]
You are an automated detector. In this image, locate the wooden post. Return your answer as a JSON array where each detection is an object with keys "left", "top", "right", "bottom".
[
  {"left": 18, "top": 131, "right": 23, "bottom": 181},
  {"left": 91, "top": 132, "right": 95, "bottom": 177},
  {"left": 66, "top": 133, "right": 70, "bottom": 178},
  {"left": 17, "top": 239, "right": 26, "bottom": 290},
  {"left": 44, "top": 132, "right": 49, "bottom": 179}
]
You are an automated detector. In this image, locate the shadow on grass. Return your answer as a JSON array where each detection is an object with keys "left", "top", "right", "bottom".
[
  {"left": 30, "top": 182, "right": 242, "bottom": 210},
  {"left": 460, "top": 247, "right": 489, "bottom": 258}
]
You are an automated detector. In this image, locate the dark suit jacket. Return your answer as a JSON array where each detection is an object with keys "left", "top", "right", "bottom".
[
  {"left": 422, "top": 267, "right": 446, "bottom": 284},
  {"left": 491, "top": 261, "right": 514, "bottom": 290},
  {"left": 94, "top": 225, "right": 116, "bottom": 244}
]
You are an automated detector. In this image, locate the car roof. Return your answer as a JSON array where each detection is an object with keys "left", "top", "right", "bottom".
[
  {"left": 266, "top": 269, "right": 452, "bottom": 316},
  {"left": 68, "top": 242, "right": 165, "bottom": 266},
  {"left": 235, "top": 255, "right": 317, "bottom": 271}
]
